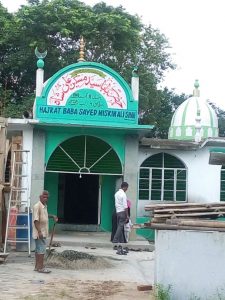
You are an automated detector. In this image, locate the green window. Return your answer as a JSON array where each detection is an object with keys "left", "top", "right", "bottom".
[
  {"left": 139, "top": 153, "right": 187, "bottom": 202},
  {"left": 220, "top": 166, "right": 225, "bottom": 201}
]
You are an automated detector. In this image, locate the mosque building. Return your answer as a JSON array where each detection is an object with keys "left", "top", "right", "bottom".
[{"left": 5, "top": 40, "right": 225, "bottom": 240}]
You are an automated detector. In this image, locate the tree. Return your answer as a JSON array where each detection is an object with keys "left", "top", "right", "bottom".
[
  {"left": 140, "top": 88, "right": 188, "bottom": 138},
  {"left": 0, "top": 0, "right": 178, "bottom": 136},
  {"left": 208, "top": 101, "right": 225, "bottom": 137}
]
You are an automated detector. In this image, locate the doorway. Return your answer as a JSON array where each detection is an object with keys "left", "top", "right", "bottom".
[{"left": 58, "top": 173, "right": 99, "bottom": 224}]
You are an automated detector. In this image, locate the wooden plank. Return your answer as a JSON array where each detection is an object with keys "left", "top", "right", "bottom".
[
  {"left": 154, "top": 207, "right": 225, "bottom": 214},
  {"left": 0, "top": 184, "right": 4, "bottom": 247},
  {"left": 153, "top": 212, "right": 225, "bottom": 218},
  {"left": 132, "top": 224, "right": 145, "bottom": 229},
  {"left": 145, "top": 222, "right": 225, "bottom": 232},
  {"left": 0, "top": 118, "right": 7, "bottom": 248},
  {"left": 166, "top": 219, "right": 225, "bottom": 228},
  {"left": 0, "top": 119, "right": 7, "bottom": 184},
  {"left": 145, "top": 202, "right": 225, "bottom": 211},
  {"left": 137, "top": 285, "right": 153, "bottom": 291}
]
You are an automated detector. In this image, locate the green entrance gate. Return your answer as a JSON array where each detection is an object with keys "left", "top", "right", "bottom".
[{"left": 45, "top": 135, "right": 122, "bottom": 230}]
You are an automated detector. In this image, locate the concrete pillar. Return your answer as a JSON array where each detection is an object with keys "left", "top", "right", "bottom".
[
  {"left": 30, "top": 129, "right": 45, "bottom": 207},
  {"left": 36, "top": 68, "right": 44, "bottom": 97},
  {"left": 124, "top": 134, "right": 139, "bottom": 240},
  {"left": 21, "top": 127, "right": 33, "bottom": 209}
]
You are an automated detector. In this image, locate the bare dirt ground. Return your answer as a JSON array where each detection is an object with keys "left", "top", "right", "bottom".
[
  {"left": 20, "top": 279, "right": 154, "bottom": 300},
  {"left": 0, "top": 246, "right": 155, "bottom": 300}
]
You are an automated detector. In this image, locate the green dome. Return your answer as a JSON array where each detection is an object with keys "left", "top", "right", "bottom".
[{"left": 168, "top": 95, "right": 218, "bottom": 140}]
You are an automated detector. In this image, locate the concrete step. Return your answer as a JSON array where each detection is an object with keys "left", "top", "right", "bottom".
[{"left": 52, "top": 231, "right": 155, "bottom": 252}]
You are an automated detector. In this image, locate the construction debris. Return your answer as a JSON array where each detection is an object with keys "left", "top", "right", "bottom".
[
  {"left": 45, "top": 249, "right": 112, "bottom": 270},
  {"left": 137, "top": 284, "right": 153, "bottom": 291},
  {"left": 0, "top": 118, "right": 8, "bottom": 248},
  {"left": 144, "top": 202, "right": 225, "bottom": 231},
  {"left": 0, "top": 252, "right": 9, "bottom": 263}
]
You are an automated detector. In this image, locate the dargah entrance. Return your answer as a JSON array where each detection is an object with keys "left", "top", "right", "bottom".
[
  {"left": 31, "top": 41, "right": 152, "bottom": 231},
  {"left": 60, "top": 173, "right": 99, "bottom": 225},
  {"left": 46, "top": 135, "right": 123, "bottom": 226}
]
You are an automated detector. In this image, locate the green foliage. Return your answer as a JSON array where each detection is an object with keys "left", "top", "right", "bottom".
[
  {"left": 140, "top": 88, "right": 188, "bottom": 138},
  {"left": 2, "top": 94, "right": 34, "bottom": 118},
  {"left": 208, "top": 101, "right": 225, "bottom": 137},
  {"left": 0, "top": 0, "right": 186, "bottom": 137},
  {"left": 155, "top": 284, "right": 172, "bottom": 300}
]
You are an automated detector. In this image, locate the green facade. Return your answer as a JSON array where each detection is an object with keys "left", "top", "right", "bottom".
[
  {"left": 34, "top": 60, "right": 152, "bottom": 234},
  {"left": 35, "top": 62, "right": 139, "bottom": 126}
]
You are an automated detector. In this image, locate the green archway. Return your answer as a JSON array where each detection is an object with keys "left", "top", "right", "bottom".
[{"left": 46, "top": 135, "right": 122, "bottom": 175}]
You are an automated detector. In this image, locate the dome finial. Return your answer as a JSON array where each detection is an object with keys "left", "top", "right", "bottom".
[
  {"left": 194, "top": 79, "right": 199, "bottom": 89},
  {"left": 193, "top": 80, "right": 200, "bottom": 97},
  {"left": 195, "top": 108, "right": 202, "bottom": 142},
  {"left": 77, "top": 36, "right": 85, "bottom": 62}
]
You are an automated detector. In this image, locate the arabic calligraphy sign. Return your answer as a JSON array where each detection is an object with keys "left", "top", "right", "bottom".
[
  {"left": 48, "top": 68, "right": 127, "bottom": 109},
  {"left": 35, "top": 63, "right": 138, "bottom": 125}
]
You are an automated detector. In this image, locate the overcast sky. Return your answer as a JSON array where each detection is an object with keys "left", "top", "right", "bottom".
[{"left": 2, "top": 0, "right": 225, "bottom": 109}]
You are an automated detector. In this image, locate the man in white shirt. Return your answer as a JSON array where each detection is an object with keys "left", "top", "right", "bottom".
[{"left": 112, "top": 182, "right": 129, "bottom": 248}]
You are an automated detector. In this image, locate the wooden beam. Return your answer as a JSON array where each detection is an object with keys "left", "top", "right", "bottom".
[
  {"left": 137, "top": 285, "right": 153, "bottom": 291},
  {"left": 145, "top": 222, "right": 225, "bottom": 232},
  {"left": 153, "top": 207, "right": 225, "bottom": 213},
  {"left": 0, "top": 118, "right": 7, "bottom": 247},
  {"left": 152, "top": 212, "right": 225, "bottom": 218},
  {"left": 145, "top": 202, "right": 225, "bottom": 211},
  {"left": 166, "top": 219, "right": 225, "bottom": 228}
]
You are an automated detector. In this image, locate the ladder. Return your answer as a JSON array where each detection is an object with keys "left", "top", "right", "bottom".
[{"left": 4, "top": 150, "right": 31, "bottom": 255}]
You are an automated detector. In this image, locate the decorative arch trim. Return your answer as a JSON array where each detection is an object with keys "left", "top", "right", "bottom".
[{"left": 46, "top": 135, "right": 123, "bottom": 175}]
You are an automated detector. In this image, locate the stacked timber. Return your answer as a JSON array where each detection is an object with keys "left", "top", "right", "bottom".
[
  {"left": 144, "top": 202, "right": 225, "bottom": 232},
  {"left": 0, "top": 118, "right": 7, "bottom": 246}
]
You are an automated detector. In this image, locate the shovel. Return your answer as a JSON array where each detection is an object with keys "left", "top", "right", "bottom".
[{"left": 46, "top": 222, "right": 56, "bottom": 258}]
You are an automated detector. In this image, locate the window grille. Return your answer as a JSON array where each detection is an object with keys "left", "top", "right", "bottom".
[
  {"left": 220, "top": 166, "right": 225, "bottom": 201},
  {"left": 139, "top": 153, "right": 187, "bottom": 202}
]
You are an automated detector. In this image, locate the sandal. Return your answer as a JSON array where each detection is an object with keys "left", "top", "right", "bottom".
[{"left": 37, "top": 268, "right": 51, "bottom": 274}]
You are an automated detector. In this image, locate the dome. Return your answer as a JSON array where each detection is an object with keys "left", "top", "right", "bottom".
[{"left": 168, "top": 81, "right": 218, "bottom": 141}]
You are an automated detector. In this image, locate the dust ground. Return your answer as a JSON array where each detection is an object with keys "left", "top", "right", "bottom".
[{"left": 0, "top": 245, "right": 155, "bottom": 299}]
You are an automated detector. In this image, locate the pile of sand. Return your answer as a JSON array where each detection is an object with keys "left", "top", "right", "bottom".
[{"left": 45, "top": 249, "right": 112, "bottom": 270}]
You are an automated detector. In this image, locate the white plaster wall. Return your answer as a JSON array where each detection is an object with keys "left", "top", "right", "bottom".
[
  {"left": 7, "top": 122, "right": 34, "bottom": 210},
  {"left": 138, "top": 147, "right": 221, "bottom": 216},
  {"left": 124, "top": 135, "right": 139, "bottom": 240},
  {"left": 21, "top": 127, "right": 33, "bottom": 208},
  {"left": 30, "top": 130, "right": 45, "bottom": 206},
  {"left": 155, "top": 230, "right": 225, "bottom": 299}
]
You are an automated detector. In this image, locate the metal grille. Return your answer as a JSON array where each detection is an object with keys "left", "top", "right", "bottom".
[
  {"left": 221, "top": 167, "right": 225, "bottom": 201},
  {"left": 46, "top": 136, "right": 122, "bottom": 175},
  {"left": 139, "top": 153, "right": 187, "bottom": 202}
]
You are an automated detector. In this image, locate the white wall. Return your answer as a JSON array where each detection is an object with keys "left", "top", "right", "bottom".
[
  {"left": 155, "top": 230, "right": 225, "bottom": 300},
  {"left": 7, "top": 122, "right": 34, "bottom": 209},
  {"left": 21, "top": 127, "right": 33, "bottom": 208},
  {"left": 138, "top": 147, "right": 221, "bottom": 216}
]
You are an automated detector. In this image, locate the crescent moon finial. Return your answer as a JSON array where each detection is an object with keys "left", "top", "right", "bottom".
[{"left": 35, "top": 47, "right": 47, "bottom": 59}]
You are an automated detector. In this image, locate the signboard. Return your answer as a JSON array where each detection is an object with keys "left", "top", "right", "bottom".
[{"left": 35, "top": 63, "right": 138, "bottom": 125}]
